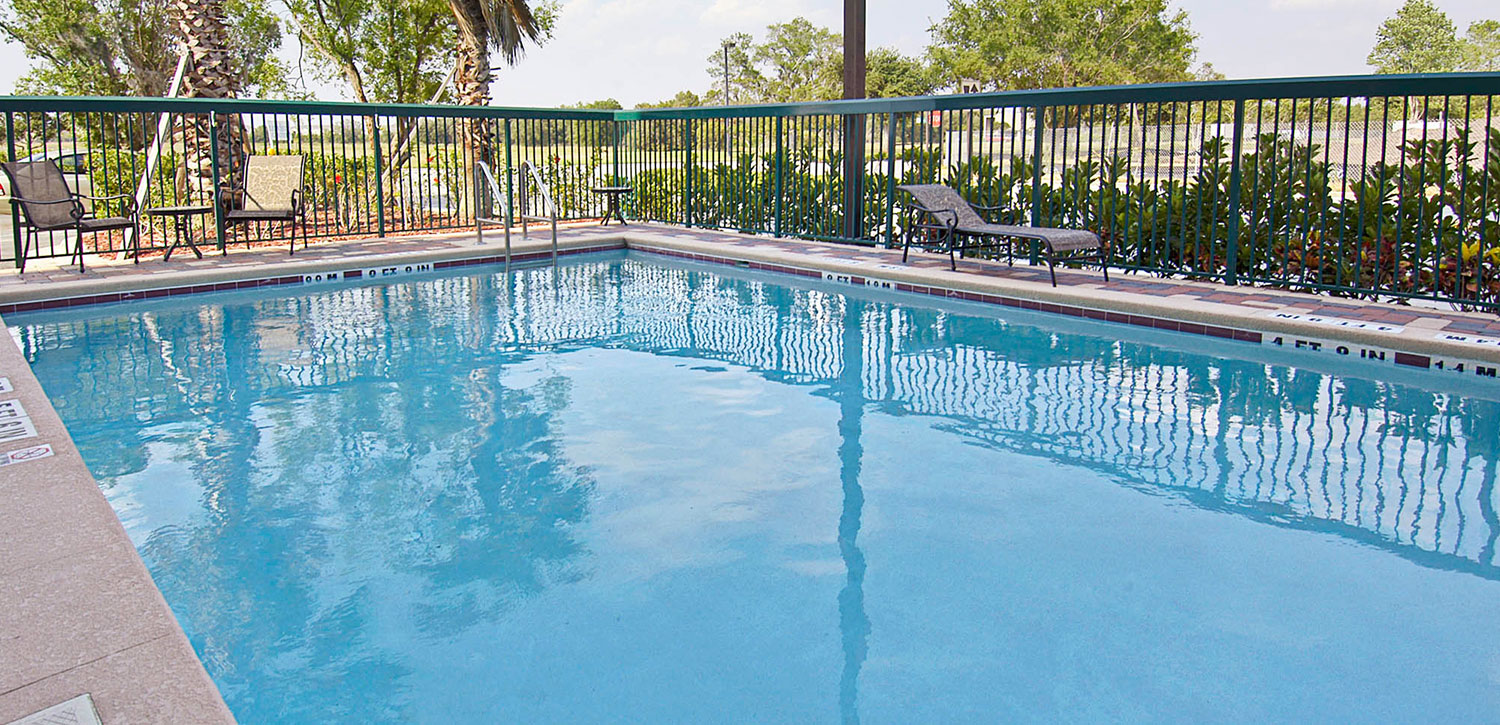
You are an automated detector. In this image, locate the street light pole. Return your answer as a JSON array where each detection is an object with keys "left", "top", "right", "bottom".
[
  {"left": 722, "top": 40, "right": 735, "bottom": 157},
  {"left": 722, "top": 41, "right": 734, "bottom": 106}
]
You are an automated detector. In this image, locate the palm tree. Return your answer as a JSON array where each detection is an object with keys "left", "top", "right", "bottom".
[
  {"left": 447, "top": 0, "right": 543, "bottom": 106},
  {"left": 175, "top": 0, "right": 240, "bottom": 99},
  {"left": 172, "top": 0, "right": 243, "bottom": 201},
  {"left": 446, "top": 0, "right": 543, "bottom": 165}
]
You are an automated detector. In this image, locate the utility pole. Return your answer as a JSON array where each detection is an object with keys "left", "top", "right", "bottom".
[{"left": 841, "top": 0, "right": 867, "bottom": 241}]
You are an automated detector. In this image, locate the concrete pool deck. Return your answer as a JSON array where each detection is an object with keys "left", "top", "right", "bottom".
[
  {"left": 0, "top": 309, "right": 234, "bottom": 722},
  {"left": 2, "top": 222, "right": 1499, "bottom": 722}
]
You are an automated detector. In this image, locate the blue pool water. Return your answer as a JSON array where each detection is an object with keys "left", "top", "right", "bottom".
[{"left": 11, "top": 252, "right": 1500, "bottom": 722}]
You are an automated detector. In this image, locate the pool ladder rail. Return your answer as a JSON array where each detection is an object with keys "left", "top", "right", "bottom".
[{"left": 474, "top": 160, "right": 558, "bottom": 268}]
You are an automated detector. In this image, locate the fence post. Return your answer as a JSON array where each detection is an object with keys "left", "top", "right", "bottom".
[
  {"left": 840, "top": 113, "right": 866, "bottom": 242},
  {"left": 209, "top": 110, "right": 226, "bottom": 252},
  {"left": 5, "top": 112, "right": 21, "bottom": 268},
  {"left": 504, "top": 119, "right": 515, "bottom": 229},
  {"left": 1224, "top": 98, "right": 1246, "bottom": 285},
  {"left": 1030, "top": 106, "right": 1044, "bottom": 264},
  {"left": 611, "top": 119, "right": 621, "bottom": 187},
  {"left": 884, "top": 111, "right": 897, "bottom": 247},
  {"left": 371, "top": 118, "right": 385, "bottom": 238},
  {"left": 684, "top": 118, "right": 694, "bottom": 228},
  {"left": 774, "top": 116, "right": 784, "bottom": 238}
]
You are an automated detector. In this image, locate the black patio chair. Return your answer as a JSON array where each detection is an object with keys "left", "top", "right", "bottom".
[
  {"left": 896, "top": 183, "right": 1108, "bottom": 286},
  {"left": 1, "top": 159, "right": 138, "bottom": 273}
]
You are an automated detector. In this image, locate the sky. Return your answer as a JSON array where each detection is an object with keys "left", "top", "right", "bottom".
[{"left": 0, "top": 0, "right": 1495, "bottom": 106}]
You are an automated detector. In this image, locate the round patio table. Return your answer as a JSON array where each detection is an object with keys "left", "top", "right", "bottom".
[
  {"left": 590, "top": 186, "right": 633, "bottom": 226},
  {"left": 145, "top": 205, "right": 213, "bottom": 262}
]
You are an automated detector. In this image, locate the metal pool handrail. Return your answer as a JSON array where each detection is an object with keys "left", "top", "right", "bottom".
[
  {"left": 517, "top": 160, "right": 558, "bottom": 265},
  {"left": 474, "top": 160, "right": 513, "bottom": 267}
]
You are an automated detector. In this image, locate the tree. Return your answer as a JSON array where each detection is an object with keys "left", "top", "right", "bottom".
[
  {"left": 443, "top": 0, "right": 556, "bottom": 182},
  {"left": 1462, "top": 19, "right": 1500, "bottom": 72},
  {"left": 172, "top": 0, "right": 246, "bottom": 200},
  {"left": 635, "top": 90, "right": 702, "bottom": 109},
  {"left": 227, "top": 0, "right": 293, "bottom": 96},
  {"left": 175, "top": 0, "right": 242, "bottom": 99},
  {"left": 565, "top": 98, "right": 620, "bottom": 146},
  {"left": 702, "top": 32, "right": 760, "bottom": 105},
  {"left": 629, "top": 91, "right": 699, "bottom": 151},
  {"left": 284, "top": 0, "right": 451, "bottom": 105},
  {"left": 705, "top": 19, "right": 843, "bottom": 104},
  {"left": 866, "top": 47, "right": 936, "bottom": 98},
  {"left": 285, "top": 0, "right": 452, "bottom": 190},
  {"left": 753, "top": 18, "right": 841, "bottom": 102},
  {"left": 1367, "top": 0, "right": 1462, "bottom": 74},
  {"left": 927, "top": 0, "right": 1198, "bottom": 91},
  {"left": 569, "top": 99, "right": 622, "bottom": 110},
  {"left": 0, "top": 0, "right": 287, "bottom": 97}
]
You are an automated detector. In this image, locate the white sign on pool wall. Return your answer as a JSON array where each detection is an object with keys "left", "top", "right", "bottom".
[
  {"left": 301, "top": 263, "right": 435, "bottom": 285},
  {"left": 1262, "top": 332, "right": 1500, "bottom": 380},
  {"left": 364, "top": 263, "right": 433, "bottom": 280},
  {"left": 1264, "top": 333, "right": 1398, "bottom": 360},
  {"left": 0, "top": 398, "right": 38, "bottom": 444},
  {"left": 821, "top": 270, "right": 894, "bottom": 290}
]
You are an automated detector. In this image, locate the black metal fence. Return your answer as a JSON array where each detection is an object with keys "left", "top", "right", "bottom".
[{"left": 3, "top": 72, "right": 1499, "bottom": 308}]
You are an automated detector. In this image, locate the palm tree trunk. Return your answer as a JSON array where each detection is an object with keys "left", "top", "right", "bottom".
[
  {"left": 174, "top": 0, "right": 243, "bottom": 204},
  {"left": 452, "top": 22, "right": 491, "bottom": 107},
  {"left": 452, "top": 19, "right": 495, "bottom": 168}
]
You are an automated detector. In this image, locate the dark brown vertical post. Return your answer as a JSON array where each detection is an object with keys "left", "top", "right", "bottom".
[
  {"left": 841, "top": 0, "right": 867, "bottom": 241},
  {"left": 843, "top": 0, "right": 866, "bottom": 100}
]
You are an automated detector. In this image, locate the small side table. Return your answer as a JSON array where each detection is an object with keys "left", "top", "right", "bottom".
[
  {"left": 590, "top": 186, "right": 633, "bottom": 226},
  {"left": 145, "top": 205, "right": 213, "bottom": 262}
]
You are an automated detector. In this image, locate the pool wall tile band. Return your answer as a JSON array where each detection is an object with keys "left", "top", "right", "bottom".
[
  {"left": 0, "top": 243, "right": 627, "bottom": 315},
  {"left": 2, "top": 227, "right": 1496, "bottom": 378}
]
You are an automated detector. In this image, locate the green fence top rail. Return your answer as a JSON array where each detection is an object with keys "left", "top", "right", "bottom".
[
  {"left": 3, "top": 72, "right": 1499, "bottom": 122},
  {"left": 0, "top": 95, "right": 617, "bottom": 120},
  {"left": 618, "top": 72, "right": 1500, "bottom": 120}
]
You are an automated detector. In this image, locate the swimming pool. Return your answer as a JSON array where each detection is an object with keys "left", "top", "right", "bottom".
[{"left": 11, "top": 252, "right": 1500, "bottom": 722}]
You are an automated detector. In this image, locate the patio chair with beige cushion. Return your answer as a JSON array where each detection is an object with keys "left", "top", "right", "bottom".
[
  {"left": 220, "top": 155, "right": 307, "bottom": 254},
  {"left": 897, "top": 183, "right": 1108, "bottom": 286}
]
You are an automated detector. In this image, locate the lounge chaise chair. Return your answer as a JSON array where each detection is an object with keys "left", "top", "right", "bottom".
[
  {"left": 219, "top": 155, "right": 307, "bottom": 254},
  {"left": 1, "top": 159, "right": 139, "bottom": 273},
  {"left": 896, "top": 183, "right": 1108, "bottom": 286}
]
